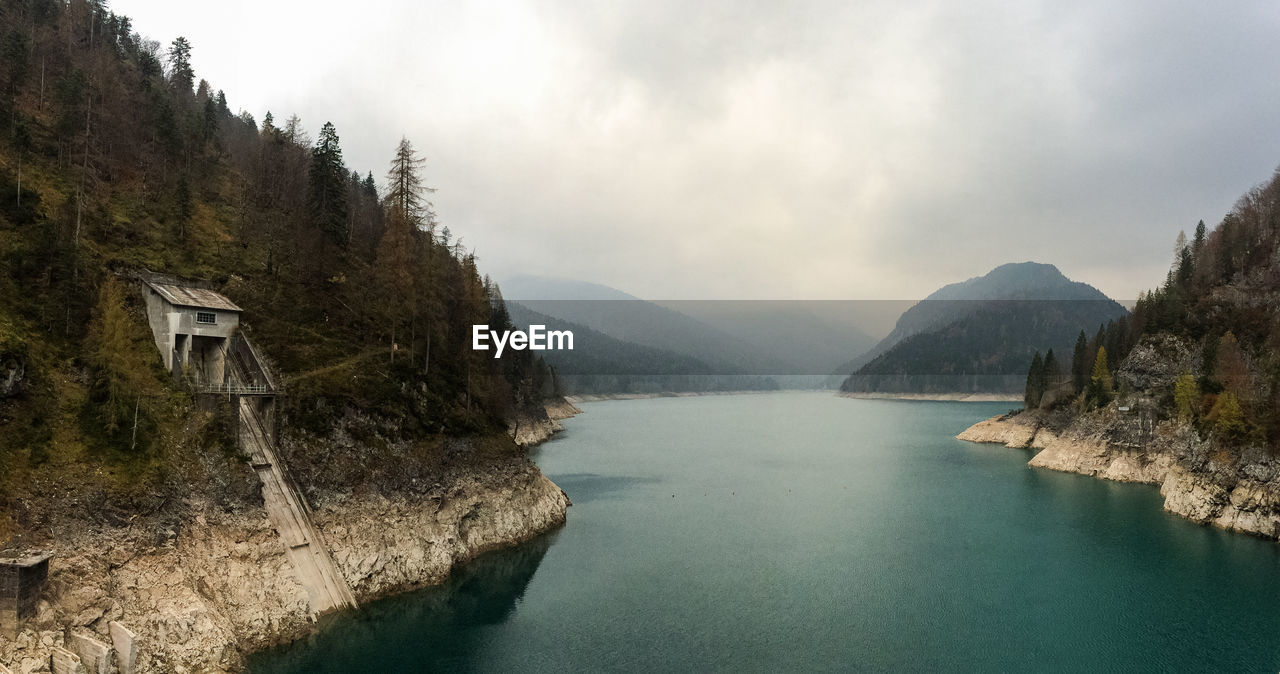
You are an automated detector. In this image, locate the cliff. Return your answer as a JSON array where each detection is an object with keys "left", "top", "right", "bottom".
[{"left": 957, "top": 410, "right": 1280, "bottom": 540}]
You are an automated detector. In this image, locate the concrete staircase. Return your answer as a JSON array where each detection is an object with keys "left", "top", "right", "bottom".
[
  {"left": 238, "top": 398, "right": 357, "bottom": 614},
  {"left": 222, "top": 332, "right": 356, "bottom": 615}
]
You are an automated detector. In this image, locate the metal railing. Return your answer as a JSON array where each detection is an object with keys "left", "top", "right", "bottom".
[{"left": 200, "top": 383, "right": 272, "bottom": 395}]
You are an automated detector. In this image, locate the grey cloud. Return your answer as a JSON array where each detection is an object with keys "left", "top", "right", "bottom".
[{"left": 112, "top": 0, "right": 1280, "bottom": 301}]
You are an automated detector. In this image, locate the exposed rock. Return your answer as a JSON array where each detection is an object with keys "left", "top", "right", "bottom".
[
  {"left": 544, "top": 398, "right": 583, "bottom": 421},
  {"left": 0, "top": 456, "right": 568, "bottom": 673},
  {"left": 959, "top": 411, "right": 1280, "bottom": 539},
  {"left": 1115, "top": 333, "right": 1198, "bottom": 391},
  {"left": 955, "top": 412, "right": 1038, "bottom": 448},
  {"left": 511, "top": 398, "right": 582, "bottom": 447}
]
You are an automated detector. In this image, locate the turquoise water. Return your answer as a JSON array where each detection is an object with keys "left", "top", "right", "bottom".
[{"left": 249, "top": 392, "right": 1280, "bottom": 672}]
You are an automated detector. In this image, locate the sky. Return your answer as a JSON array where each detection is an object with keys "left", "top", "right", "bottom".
[{"left": 110, "top": 0, "right": 1280, "bottom": 301}]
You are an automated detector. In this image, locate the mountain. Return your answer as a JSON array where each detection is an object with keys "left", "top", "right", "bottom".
[
  {"left": 501, "top": 275, "right": 884, "bottom": 385},
  {"left": 956, "top": 165, "right": 1280, "bottom": 542},
  {"left": 841, "top": 263, "right": 1128, "bottom": 394},
  {"left": 500, "top": 274, "right": 641, "bottom": 302},
  {"left": 655, "top": 301, "right": 879, "bottom": 379},
  {"left": 499, "top": 275, "right": 793, "bottom": 377},
  {"left": 504, "top": 302, "right": 778, "bottom": 394}
]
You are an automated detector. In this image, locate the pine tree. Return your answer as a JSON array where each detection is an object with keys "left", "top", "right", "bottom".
[
  {"left": 308, "top": 121, "right": 348, "bottom": 243},
  {"left": 1043, "top": 348, "right": 1059, "bottom": 392},
  {"left": 1025, "top": 351, "right": 1044, "bottom": 409},
  {"left": 1176, "top": 243, "right": 1194, "bottom": 289},
  {"left": 375, "top": 205, "right": 416, "bottom": 362},
  {"left": 167, "top": 36, "right": 194, "bottom": 95},
  {"left": 1192, "top": 219, "right": 1207, "bottom": 262},
  {"left": 1087, "top": 346, "right": 1113, "bottom": 408},
  {"left": 1071, "top": 330, "right": 1088, "bottom": 394},
  {"left": 384, "top": 137, "right": 436, "bottom": 233}
]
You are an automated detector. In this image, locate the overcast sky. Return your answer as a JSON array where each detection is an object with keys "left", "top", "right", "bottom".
[{"left": 110, "top": 0, "right": 1280, "bottom": 301}]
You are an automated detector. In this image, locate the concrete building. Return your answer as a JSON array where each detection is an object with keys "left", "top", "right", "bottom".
[{"left": 140, "top": 278, "right": 242, "bottom": 388}]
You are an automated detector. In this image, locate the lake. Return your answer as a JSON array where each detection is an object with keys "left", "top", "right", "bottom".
[{"left": 249, "top": 392, "right": 1280, "bottom": 672}]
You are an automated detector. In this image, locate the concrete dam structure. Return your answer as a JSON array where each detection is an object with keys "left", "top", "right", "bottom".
[{"left": 136, "top": 272, "right": 356, "bottom": 616}]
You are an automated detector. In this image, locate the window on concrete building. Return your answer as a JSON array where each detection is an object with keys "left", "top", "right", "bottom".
[{"left": 196, "top": 311, "right": 217, "bottom": 325}]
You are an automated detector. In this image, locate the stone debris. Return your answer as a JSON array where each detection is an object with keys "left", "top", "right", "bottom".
[
  {"left": 68, "top": 633, "right": 110, "bottom": 674},
  {"left": 109, "top": 622, "right": 138, "bottom": 674},
  {"left": 49, "top": 647, "right": 84, "bottom": 674}
]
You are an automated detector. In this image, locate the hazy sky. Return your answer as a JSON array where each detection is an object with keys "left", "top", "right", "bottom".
[{"left": 111, "top": 0, "right": 1280, "bottom": 301}]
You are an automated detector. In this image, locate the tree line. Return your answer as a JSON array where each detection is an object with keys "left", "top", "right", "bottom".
[
  {"left": 1024, "top": 165, "right": 1280, "bottom": 448},
  {"left": 0, "top": 0, "right": 556, "bottom": 458}
]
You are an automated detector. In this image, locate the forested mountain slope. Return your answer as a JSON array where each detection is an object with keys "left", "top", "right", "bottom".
[
  {"left": 0, "top": 0, "right": 552, "bottom": 541},
  {"left": 1021, "top": 165, "right": 1280, "bottom": 449},
  {"left": 841, "top": 263, "right": 1127, "bottom": 394}
]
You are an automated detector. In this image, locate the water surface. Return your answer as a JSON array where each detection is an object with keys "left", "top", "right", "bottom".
[{"left": 250, "top": 392, "right": 1280, "bottom": 672}]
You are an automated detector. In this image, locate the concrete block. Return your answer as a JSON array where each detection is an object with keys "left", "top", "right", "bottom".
[
  {"left": 49, "top": 646, "right": 86, "bottom": 674},
  {"left": 109, "top": 621, "right": 138, "bottom": 674},
  {"left": 69, "top": 633, "right": 111, "bottom": 674}
]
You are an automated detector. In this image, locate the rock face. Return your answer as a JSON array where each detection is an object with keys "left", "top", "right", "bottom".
[
  {"left": 510, "top": 398, "right": 583, "bottom": 447},
  {"left": 955, "top": 412, "right": 1039, "bottom": 447},
  {"left": 0, "top": 457, "right": 569, "bottom": 673},
  {"left": 958, "top": 412, "right": 1280, "bottom": 540}
]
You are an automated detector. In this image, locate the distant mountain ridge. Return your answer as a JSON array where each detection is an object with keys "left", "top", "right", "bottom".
[
  {"left": 837, "top": 262, "right": 1121, "bottom": 374},
  {"left": 499, "top": 275, "right": 877, "bottom": 381},
  {"left": 504, "top": 302, "right": 780, "bottom": 394},
  {"left": 841, "top": 262, "right": 1128, "bottom": 394}
]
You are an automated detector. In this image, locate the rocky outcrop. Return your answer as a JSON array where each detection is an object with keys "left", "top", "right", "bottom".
[
  {"left": 1115, "top": 333, "right": 1199, "bottom": 391},
  {"left": 958, "top": 412, "right": 1280, "bottom": 540},
  {"left": 510, "top": 398, "right": 582, "bottom": 447},
  {"left": 0, "top": 457, "right": 568, "bottom": 673},
  {"left": 955, "top": 412, "right": 1039, "bottom": 447}
]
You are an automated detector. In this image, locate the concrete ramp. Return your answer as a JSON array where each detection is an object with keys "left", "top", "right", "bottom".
[{"left": 238, "top": 397, "right": 356, "bottom": 614}]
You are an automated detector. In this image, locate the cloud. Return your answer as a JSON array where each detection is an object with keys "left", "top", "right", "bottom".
[{"left": 110, "top": 0, "right": 1280, "bottom": 300}]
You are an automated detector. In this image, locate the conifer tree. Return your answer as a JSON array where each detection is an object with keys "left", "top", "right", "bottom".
[
  {"left": 1087, "top": 346, "right": 1112, "bottom": 408},
  {"left": 308, "top": 121, "right": 348, "bottom": 243},
  {"left": 1025, "top": 351, "right": 1044, "bottom": 409},
  {"left": 1043, "top": 348, "right": 1059, "bottom": 391},
  {"left": 167, "top": 36, "right": 194, "bottom": 95},
  {"left": 376, "top": 206, "right": 415, "bottom": 362},
  {"left": 385, "top": 137, "right": 435, "bottom": 233},
  {"left": 1071, "top": 330, "right": 1088, "bottom": 394}
]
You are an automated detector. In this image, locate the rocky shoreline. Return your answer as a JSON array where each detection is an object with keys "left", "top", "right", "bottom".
[
  {"left": 1, "top": 402, "right": 579, "bottom": 674},
  {"left": 839, "top": 392, "right": 1021, "bottom": 402},
  {"left": 957, "top": 411, "right": 1280, "bottom": 540},
  {"left": 510, "top": 398, "right": 583, "bottom": 447}
]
